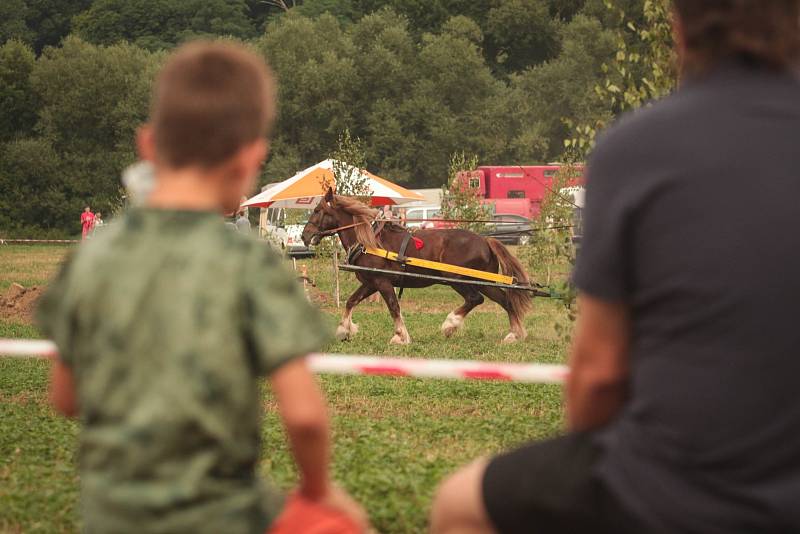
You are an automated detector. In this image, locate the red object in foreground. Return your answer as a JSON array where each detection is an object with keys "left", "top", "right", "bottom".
[
  {"left": 358, "top": 365, "right": 409, "bottom": 377},
  {"left": 268, "top": 494, "right": 361, "bottom": 534},
  {"left": 463, "top": 369, "right": 513, "bottom": 381}
]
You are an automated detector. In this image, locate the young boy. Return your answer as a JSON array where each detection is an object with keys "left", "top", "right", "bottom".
[{"left": 39, "top": 42, "right": 368, "bottom": 534}]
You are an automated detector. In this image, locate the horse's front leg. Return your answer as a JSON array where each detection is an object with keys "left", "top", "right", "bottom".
[
  {"left": 336, "top": 283, "right": 377, "bottom": 341},
  {"left": 375, "top": 279, "right": 411, "bottom": 345}
]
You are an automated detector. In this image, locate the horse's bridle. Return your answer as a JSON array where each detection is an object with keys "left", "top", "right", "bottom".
[
  {"left": 310, "top": 220, "right": 368, "bottom": 240},
  {"left": 305, "top": 199, "right": 386, "bottom": 246}
]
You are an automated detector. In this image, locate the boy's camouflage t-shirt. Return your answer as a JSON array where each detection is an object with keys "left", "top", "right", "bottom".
[{"left": 37, "top": 208, "right": 330, "bottom": 534}]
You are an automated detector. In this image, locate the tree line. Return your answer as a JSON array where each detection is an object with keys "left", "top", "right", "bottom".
[{"left": 0, "top": 0, "right": 648, "bottom": 237}]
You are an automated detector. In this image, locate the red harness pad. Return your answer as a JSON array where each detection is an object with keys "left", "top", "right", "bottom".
[{"left": 412, "top": 237, "right": 424, "bottom": 250}]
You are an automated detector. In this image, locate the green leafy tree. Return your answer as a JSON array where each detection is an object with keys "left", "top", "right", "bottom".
[
  {"left": 0, "top": 40, "right": 38, "bottom": 142},
  {"left": 485, "top": 0, "right": 560, "bottom": 74},
  {"left": 256, "top": 12, "right": 357, "bottom": 165},
  {"left": 24, "top": 0, "right": 94, "bottom": 53},
  {"left": 74, "top": 0, "right": 256, "bottom": 51},
  {"left": 30, "top": 36, "right": 160, "bottom": 224},
  {"left": 352, "top": 0, "right": 491, "bottom": 38},
  {"left": 566, "top": 0, "right": 674, "bottom": 155},
  {"left": 331, "top": 128, "right": 371, "bottom": 198},
  {"left": 548, "top": 0, "right": 587, "bottom": 20},
  {"left": 510, "top": 14, "right": 617, "bottom": 158},
  {"left": 535, "top": 0, "right": 674, "bottom": 339},
  {"left": 313, "top": 128, "right": 370, "bottom": 259},
  {"left": 518, "top": 157, "right": 581, "bottom": 339},
  {"left": 520, "top": 159, "right": 579, "bottom": 287},
  {"left": 296, "top": 0, "right": 358, "bottom": 22},
  {"left": 384, "top": 17, "right": 504, "bottom": 186},
  {"left": 0, "top": 138, "right": 65, "bottom": 237},
  {"left": 600, "top": 0, "right": 674, "bottom": 112},
  {"left": 440, "top": 152, "right": 490, "bottom": 232},
  {"left": 0, "top": 0, "right": 34, "bottom": 45}
]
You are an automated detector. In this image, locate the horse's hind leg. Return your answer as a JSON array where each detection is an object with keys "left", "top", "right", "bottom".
[
  {"left": 336, "top": 283, "right": 376, "bottom": 341},
  {"left": 442, "top": 284, "right": 484, "bottom": 337},
  {"left": 375, "top": 279, "right": 411, "bottom": 345},
  {"left": 478, "top": 286, "right": 527, "bottom": 343}
]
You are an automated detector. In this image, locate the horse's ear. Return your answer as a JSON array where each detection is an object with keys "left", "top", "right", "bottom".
[{"left": 324, "top": 187, "right": 335, "bottom": 204}]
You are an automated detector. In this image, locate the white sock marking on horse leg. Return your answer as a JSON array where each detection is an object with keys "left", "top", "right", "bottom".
[
  {"left": 502, "top": 332, "right": 518, "bottom": 344},
  {"left": 336, "top": 309, "right": 355, "bottom": 341},
  {"left": 441, "top": 312, "right": 465, "bottom": 337},
  {"left": 390, "top": 316, "right": 412, "bottom": 345}
]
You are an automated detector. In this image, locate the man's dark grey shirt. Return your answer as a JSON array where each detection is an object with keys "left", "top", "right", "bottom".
[{"left": 574, "top": 62, "right": 800, "bottom": 533}]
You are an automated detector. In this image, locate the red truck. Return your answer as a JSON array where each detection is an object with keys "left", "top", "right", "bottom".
[{"left": 459, "top": 165, "right": 583, "bottom": 220}]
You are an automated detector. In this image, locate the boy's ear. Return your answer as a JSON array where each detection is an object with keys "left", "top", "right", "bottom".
[
  {"left": 241, "top": 139, "right": 268, "bottom": 176},
  {"left": 136, "top": 125, "right": 156, "bottom": 162}
]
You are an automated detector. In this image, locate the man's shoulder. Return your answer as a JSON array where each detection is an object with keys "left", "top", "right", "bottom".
[{"left": 595, "top": 91, "right": 694, "bottom": 155}]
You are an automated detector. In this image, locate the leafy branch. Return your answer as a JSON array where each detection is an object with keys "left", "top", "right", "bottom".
[{"left": 440, "top": 152, "right": 490, "bottom": 233}]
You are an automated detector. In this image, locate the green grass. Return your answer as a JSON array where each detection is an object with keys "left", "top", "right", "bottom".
[{"left": 0, "top": 244, "right": 568, "bottom": 533}]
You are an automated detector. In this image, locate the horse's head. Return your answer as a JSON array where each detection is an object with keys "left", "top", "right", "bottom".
[{"left": 302, "top": 188, "right": 341, "bottom": 246}]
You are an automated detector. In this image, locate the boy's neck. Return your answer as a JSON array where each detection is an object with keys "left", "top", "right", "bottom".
[{"left": 147, "top": 167, "right": 226, "bottom": 212}]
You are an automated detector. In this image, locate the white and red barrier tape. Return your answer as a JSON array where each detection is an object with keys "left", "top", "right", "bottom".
[
  {"left": 1, "top": 239, "right": 79, "bottom": 244},
  {"left": 0, "top": 338, "right": 568, "bottom": 384}
]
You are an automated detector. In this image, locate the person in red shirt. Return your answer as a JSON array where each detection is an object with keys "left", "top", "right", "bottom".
[{"left": 80, "top": 206, "right": 95, "bottom": 240}]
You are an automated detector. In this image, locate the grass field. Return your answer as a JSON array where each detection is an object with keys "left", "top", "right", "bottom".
[{"left": 0, "top": 244, "right": 569, "bottom": 533}]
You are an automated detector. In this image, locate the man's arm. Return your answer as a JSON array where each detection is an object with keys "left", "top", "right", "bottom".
[
  {"left": 566, "top": 293, "right": 631, "bottom": 432},
  {"left": 270, "top": 358, "right": 331, "bottom": 499},
  {"left": 49, "top": 359, "right": 78, "bottom": 418}
]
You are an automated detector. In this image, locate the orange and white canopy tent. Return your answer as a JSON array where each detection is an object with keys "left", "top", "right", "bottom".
[{"left": 241, "top": 159, "right": 424, "bottom": 209}]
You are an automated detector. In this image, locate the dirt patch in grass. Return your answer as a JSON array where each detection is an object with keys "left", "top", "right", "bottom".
[{"left": 0, "top": 283, "right": 42, "bottom": 325}]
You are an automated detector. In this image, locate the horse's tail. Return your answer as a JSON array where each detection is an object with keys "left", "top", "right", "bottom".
[{"left": 486, "top": 238, "right": 532, "bottom": 319}]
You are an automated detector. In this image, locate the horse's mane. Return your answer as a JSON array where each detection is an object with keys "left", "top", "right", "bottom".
[{"left": 333, "top": 195, "right": 381, "bottom": 248}]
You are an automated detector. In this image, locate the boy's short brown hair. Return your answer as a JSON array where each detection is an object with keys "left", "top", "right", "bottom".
[
  {"left": 674, "top": 0, "right": 800, "bottom": 75},
  {"left": 150, "top": 41, "right": 276, "bottom": 169}
]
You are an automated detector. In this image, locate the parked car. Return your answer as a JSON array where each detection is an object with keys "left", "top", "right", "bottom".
[
  {"left": 261, "top": 207, "right": 316, "bottom": 257},
  {"left": 284, "top": 223, "right": 315, "bottom": 257},
  {"left": 404, "top": 205, "right": 441, "bottom": 228},
  {"left": 481, "top": 213, "right": 532, "bottom": 245}
]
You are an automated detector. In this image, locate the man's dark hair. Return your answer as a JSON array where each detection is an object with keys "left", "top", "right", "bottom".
[{"left": 674, "top": 0, "right": 800, "bottom": 75}]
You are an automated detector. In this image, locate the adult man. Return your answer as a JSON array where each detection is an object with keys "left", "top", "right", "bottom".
[
  {"left": 431, "top": 1, "right": 800, "bottom": 533},
  {"left": 235, "top": 209, "right": 252, "bottom": 234},
  {"left": 80, "top": 206, "right": 95, "bottom": 240}
]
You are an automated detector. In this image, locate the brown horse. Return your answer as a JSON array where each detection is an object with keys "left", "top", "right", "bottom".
[{"left": 301, "top": 189, "right": 532, "bottom": 344}]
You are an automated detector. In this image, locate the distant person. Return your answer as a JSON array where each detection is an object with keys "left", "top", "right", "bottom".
[
  {"left": 431, "top": 2, "right": 800, "bottom": 533},
  {"left": 80, "top": 206, "right": 95, "bottom": 240},
  {"left": 236, "top": 209, "right": 252, "bottom": 234},
  {"left": 93, "top": 212, "right": 105, "bottom": 234},
  {"left": 39, "top": 41, "right": 368, "bottom": 534}
]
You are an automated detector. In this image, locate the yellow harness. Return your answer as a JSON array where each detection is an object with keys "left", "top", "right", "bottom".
[{"left": 363, "top": 247, "right": 514, "bottom": 285}]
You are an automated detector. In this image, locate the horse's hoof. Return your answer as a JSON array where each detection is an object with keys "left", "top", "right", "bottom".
[
  {"left": 390, "top": 333, "right": 411, "bottom": 345},
  {"left": 441, "top": 312, "right": 464, "bottom": 337},
  {"left": 335, "top": 324, "right": 351, "bottom": 341},
  {"left": 349, "top": 322, "right": 359, "bottom": 336},
  {"left": 502, "top": 332, "right": 518, "bottom": 344}
]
